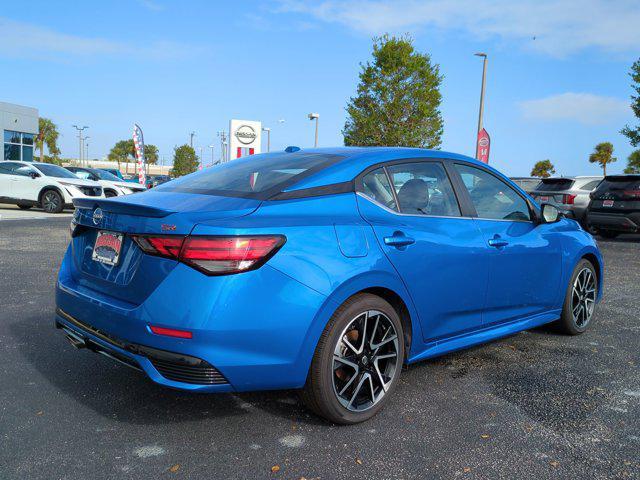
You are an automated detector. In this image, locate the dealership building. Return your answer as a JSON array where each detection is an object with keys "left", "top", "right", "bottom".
[{"left": 1, "top": 101, "right": 38, "bottom": 162}]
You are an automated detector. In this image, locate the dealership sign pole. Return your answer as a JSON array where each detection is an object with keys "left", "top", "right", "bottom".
[
  {"left": 229, "top": 119, "right": 262, "bottom": 160},
  {"left": 474, "top": 53, "right": 490, "bottom": 163},
  {"left": 132, "top": 124, "right": 146, "bottom": 186}
]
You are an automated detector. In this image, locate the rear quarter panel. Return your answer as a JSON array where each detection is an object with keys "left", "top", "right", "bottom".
[{"left": 191, "top": 193, "right": 423, "bottom": 365}]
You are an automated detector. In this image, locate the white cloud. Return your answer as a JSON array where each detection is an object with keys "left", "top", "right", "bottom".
[
  {"left": 275, "top": 0, "right": 640, "bottom": 56},
  {"left": 0, "top": 17, "right": 199, "bottom": 61},
  {"left": 519, "top": 93, "right": 628, "bottom": 125}
]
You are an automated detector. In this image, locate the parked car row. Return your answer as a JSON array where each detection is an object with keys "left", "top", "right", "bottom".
[
  {"left": 0, "top": 160, "right": 172, "bottom": 213},
  {"left": 512, "top": 174, "right": 640, "bottom": 238}
]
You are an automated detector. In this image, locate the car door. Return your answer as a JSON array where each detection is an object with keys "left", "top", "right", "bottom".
[
  {"left": 0, "top": 162, "right": 17, "bottom": 198},
  {"left": 356, "top": 160, "right": 489, "bottom": 343},
  {"left": 452, "top": 163, "right": 562, "bottom": 326},
  {"left": 12, "top": 163, "right": 42, "bottom": 202}
]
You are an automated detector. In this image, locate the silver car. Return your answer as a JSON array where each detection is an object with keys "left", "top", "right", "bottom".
[{"left": 531, "top": 176, "right": 603, "bottom": 227}]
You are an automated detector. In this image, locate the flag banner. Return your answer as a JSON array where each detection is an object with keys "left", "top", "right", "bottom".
[
  {"left": 132, "top": 124, "right": 146, "bottom": 185},
  {"left": 476, "top": 128, "right": 490, "bottom": 164}
]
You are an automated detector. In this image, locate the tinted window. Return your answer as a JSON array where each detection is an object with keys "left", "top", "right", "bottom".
[
  {"left": 387, "top": 162, "right": 460, "bottom": 216},
  {"left": 456, "top": 164, "right": 531, "bottom": 221},
  {"left": 0, "top": 162, "right": 33, "bottom": 176},
  {"left": 22, "top": 146, "right": 33, "bottom": 162},
  {"left": 359, "top": 167, "right": 396, "bottom": 210},
  {"left": 595, "top": 176, "right": 640, "bottom": 192},
  {"left": 4, "top": 131, "right": 21, "bottom": 143},
  {"left": 157, "top": 152, "right": 344, "bottom": 198},
  {"left": 93, "top": 169, "right": 122, "bottom": 181},
  {"left": 4, "top": 144, "right": 20, "bottom": 160},
  {"left": 535, "top": 178, "right": 574, "bottom": 191},
  {"left": 33, "top": 163, "right": 78, "bottom": 178}
]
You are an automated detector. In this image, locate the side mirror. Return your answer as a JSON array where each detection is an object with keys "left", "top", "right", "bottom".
[
  {"left": 541, "top": 203, "right": 560, "bottom": 223},
  {"left": 29, "top": 171, "right": 40, "bottom": 179}
]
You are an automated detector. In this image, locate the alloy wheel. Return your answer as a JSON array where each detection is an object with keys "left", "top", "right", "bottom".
[
  {"left": 43, "top": 192, "right": 60, "bottom": 213},
  {"left": 571, "top": 267, "right": 596, "bottom": 328},
  {"left": 332, "top": 310, "right": 400, "bottom": 412}
]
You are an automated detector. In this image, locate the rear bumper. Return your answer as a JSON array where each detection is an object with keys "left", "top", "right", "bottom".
[
  {"left": 587, "top": 212, "right": 640, "bottom": 232},
  {"left": 55, "top": 245, "right": 327, "bottom": 393},
  {"left": 55, "top": 309, "right": 233, "bottom": 392}
]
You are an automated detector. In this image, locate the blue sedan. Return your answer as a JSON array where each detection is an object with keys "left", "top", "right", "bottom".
[{"left": 56, "top": 147, "right": 603, "bottom": 424}]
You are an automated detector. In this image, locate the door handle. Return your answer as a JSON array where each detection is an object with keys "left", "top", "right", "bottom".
[
  {"left": 384, "top": 232, "right": 415, "bottom": 248},
  {"left": 488, "top": 235, "right": 509, "bottom": 248}
]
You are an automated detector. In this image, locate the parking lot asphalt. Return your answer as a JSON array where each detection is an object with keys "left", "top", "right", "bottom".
[
  {"left": 0, "top": 217, "right": 638, "bottom": 480},
  {"left": 0, "top": 205, "right": 73, "bottom": 221}
]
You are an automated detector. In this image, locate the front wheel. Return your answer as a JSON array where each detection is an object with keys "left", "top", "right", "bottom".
[
  {"left": 301, "top": 293, "right": 404, "bottom": 424},
  {"left": 558, "top": 259, "right": 598, "bottom": 335},
  {"left": 40, "top": 190, "right": 64, "bottom": 214}
]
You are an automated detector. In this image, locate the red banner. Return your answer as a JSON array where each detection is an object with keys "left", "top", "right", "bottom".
[{"left": 476, "top": 128, "right": 490, "bottom": 164}]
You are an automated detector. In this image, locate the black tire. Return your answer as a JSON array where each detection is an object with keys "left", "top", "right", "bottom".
[
  {"left": 105, "top": 190, "right": 118, "bottom": 198},
  {"left": 40, "top": 189, "right": 64, "bottom": 214},
  {"left": 558, "top": 259, "right": 598, "bottom": 335},
  {"left": 598, "top": 230, "right": 619, "bottom": 239},
  {"left": 301, "top": 293, "right": 405, "bottom": 424},
  {"left": 17, "top": 203, "right": 32, "bottom": 210}
]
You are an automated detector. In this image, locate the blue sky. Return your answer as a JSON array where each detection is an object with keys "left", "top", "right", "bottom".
[{"left": 1, "top": 0, "right": 638, "bottom": 176}]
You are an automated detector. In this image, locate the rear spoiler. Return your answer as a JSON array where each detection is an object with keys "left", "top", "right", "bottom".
[{"left": 72, "top": 198, "right": 174, "bottom": 218}]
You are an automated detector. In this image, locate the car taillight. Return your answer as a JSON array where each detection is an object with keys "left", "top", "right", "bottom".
[
  {"left": 133, "top": 236, "right": 184, "bottom": 258},
  {"left": 132, "top": 235, "right": 286, "bottom": 275},
  {"left": 562, "top": 194, "right": 576, "bottom": 205},
  {"left": 623, "top": 189, "right": 640, "bottom": 199}
]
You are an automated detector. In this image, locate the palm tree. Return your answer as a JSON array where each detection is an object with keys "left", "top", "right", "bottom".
[{"left": 36, "top": 117, "right": 61, "bottom": 162}]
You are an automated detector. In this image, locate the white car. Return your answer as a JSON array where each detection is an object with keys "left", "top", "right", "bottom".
[
  {"left": 0, "top": 161, "right": 104, "bottom": 213},
  {"left": 65, "top": 166, "right": 146, "bottom": 197}
]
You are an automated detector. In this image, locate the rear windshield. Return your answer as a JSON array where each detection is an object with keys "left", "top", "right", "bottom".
[
  {"left": 513, "top": 179, "right": 540, "bottom": 191},
  {"left": 534, "top": 178, "right": 574, "bottom": 191},
  {"left": 595, "top": 176, "right": 640, "bottom": 192},
  {"left": 156, "top": 152, "right": 344, "bottom": 199}
]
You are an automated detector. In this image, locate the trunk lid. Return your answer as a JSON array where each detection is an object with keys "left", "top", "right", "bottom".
[{"left": 69, "top": 191, "right": 260, "bottom": 304}]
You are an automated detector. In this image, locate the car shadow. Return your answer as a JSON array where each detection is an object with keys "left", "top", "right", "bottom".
[
  {"left": 9, "top": 313, "right": 326, "bottom": 426},
  {"left": 595, "top": 233, "right": 640, "bottom": 243}
]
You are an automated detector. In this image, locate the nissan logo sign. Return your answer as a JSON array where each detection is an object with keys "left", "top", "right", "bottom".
[
  {"left": 92, "top": 208, "right": 104, "bottom": 226},
  {"left": 478, "top": 137, "right": 489, "bottom": 147},
  {"left": 234, "top": 125, "right": 257, "bottom": 145}
]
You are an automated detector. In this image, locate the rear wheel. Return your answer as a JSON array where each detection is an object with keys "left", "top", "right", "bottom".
[
  {"left": 40, "top": 189, "right": 64, "bottom": 214},
  {"left": 598, "top": 230, "right": 619, "bottom": 239},
  {"left": 558, "top": 259, "right": 597, "bottom": 335},
  {"left": 301, "top": 293, "right": 404, "bottom": 424}
]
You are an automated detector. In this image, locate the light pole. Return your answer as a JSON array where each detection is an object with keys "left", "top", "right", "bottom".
[
  {"left": 474, "top": 52, "right": 488, "bottom": 158},
  {"left": 308, "top": 113, "right": 319, "bottom": 147},
  {"left": 72, "top": 125, "right": 89, "bottom": 166},
  {"left": 208, "top": 144, "right": 215, "bottom": 165},
  {"left": 217, "top": 131, "right": 228, "bottom": 163},
  {"left": 190, "top": 132, "right": 196, "bottom": 149},
  {"left": 262, "top": 127, "right": 271, "bottom": 152},
  {"left": 84, "top": 137, "right": 90, "bottom": 165}
]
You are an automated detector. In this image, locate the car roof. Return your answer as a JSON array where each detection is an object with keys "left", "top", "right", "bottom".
[{"left": 281, "top": 147, "right": 488, "bottom": 191}]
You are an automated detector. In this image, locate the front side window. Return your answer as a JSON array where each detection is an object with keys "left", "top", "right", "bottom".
[
  {"left": 455, "top": 164, "right": 531, "bottom": 221},
  {"left": 387, "top": 162, "right": 460, "bottom": 216}
]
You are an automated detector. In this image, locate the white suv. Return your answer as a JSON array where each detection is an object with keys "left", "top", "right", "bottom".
[
  {"left": 65, "top": 166, "right": 146, "bottom": 197},
  {"left": 0, "top": 161, "right": 104, "bottom": 213}
]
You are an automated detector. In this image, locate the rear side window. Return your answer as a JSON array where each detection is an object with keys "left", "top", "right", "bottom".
[
  {"left": 455, "top": 164, "right": 531, "bottom": 221},
  {"left": 156, "top": 152, "right": 344, "bottom": 199},
  {"left": 535, "top": 179, "right": 575, "bottom": 191},
  {"left": 387, "top": 163, "right": 460, "bottom": 216},
  {"left": 360, "top": 168, "right": 395, "bottom": 209},
  {"left": 579, "top": 180, "right": 601, "bottom": 191}
]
